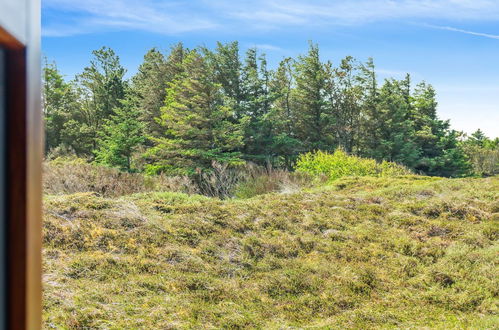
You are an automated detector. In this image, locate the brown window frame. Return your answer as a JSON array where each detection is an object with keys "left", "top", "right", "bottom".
[{"left": 1, "top": 15, "right": 43, "bottom": 330}]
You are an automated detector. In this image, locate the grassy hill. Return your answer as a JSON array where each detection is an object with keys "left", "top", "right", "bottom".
[{"left": 43, "top": 175, "right": 498, "bottom": 328}]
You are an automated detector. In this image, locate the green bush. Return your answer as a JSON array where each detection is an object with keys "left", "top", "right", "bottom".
[{"left": 295, "top": 149, "right": 410, "bottom": 181}]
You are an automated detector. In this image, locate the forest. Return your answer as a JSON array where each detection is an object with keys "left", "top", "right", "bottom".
[{"left": 43, "top": 41, "right": 498, "bottom": 178}]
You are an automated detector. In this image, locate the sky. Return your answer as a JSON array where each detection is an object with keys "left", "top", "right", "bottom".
[{"left": 42, "top": 0, "right": 499, "bottom": 137}]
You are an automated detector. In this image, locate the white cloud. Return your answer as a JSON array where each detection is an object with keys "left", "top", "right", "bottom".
[
  {"left": 42, "top": 0, "right": 217, "bottom": 37},
  {"left": 215, "top": 0, "right": 499, "bottom": 27},
  {"left": 423, "top": 24, "right": 499, "bottom": 40},
  {"left": 42, "top": 0, "right": 499, "bottom": 37},
  {"left": 251, "top": 44, "right": 283, "bottom": 51}
]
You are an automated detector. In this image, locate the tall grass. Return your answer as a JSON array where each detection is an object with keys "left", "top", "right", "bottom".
[
  {"left": 44, "top": 157, "right": 198, "bottom": 197},
  {"left": 295, "top": 149, "right": 411, "bottom": 181},
  {"left": 43, "top": 175, "right": 499, "bottom": 328},
  {"left": 234, "top": 163, "right": 317, "bottom": 198},
  {"left": 45, "top": 152, "right": 410, "bottom": 199}
]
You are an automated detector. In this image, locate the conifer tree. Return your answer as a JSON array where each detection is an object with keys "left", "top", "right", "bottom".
[
  {"left": 202, "top": 41, "right": 242, "bottom": 116},
  {"left": 132, "top": 43, "right": 187, "bottom": 139},
  {"left": 73, "top": 47, "right": 127, "bottom": 155},
  {"left": 146, "top": 50, "right": 246, "bottom": 175},
  {"left": 268, "top": 58, "right": 302, "bottom": 168},
  {"left": 411, "top": 82, "right": 470, "bottom": 176},
  {"left": 324, "top": 56, "right": 364, "bottom": 153},
  {"left": 240, "top": 48, "right": 274, "bottom": 163},
  {"left": 42, "top": 59, "right": 80, "bottom": 153},
  {"left": 95, "top": 93, "right": 145, "bottom": 172},
  {"left": 293, "top": 42, "right": 330, "bottom": 151},
  {"left": 375, "top": 78, "right": 421, "bottom": 167},
  {"left": 357, "top": 58, "right": 380, "bottom": 158}
]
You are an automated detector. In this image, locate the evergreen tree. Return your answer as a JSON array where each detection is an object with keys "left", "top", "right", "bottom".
[
  {"left": 324, "top": 56, "right": 364, "bottom": 153},
  {"left": 468, "top": 129, "right": 487, "bottom": 147},
  {"left": 293, "top": 42, "right": 330, "bottom": 151},
  {"left": 375, "top": 77, "right": 421, "bottom": 167},
  {"left": 357, "top": 58, "right": 380, "bottom": 158},
  {"left": 42, "top": 59, "right": 80, "bottom": 153},
  {"left": 462, "top": 130, "right": 498, "bottom": 176},
  {"left": 146, "top": 50, "right": 247, "bottom": 175},
  {"left": 240, "top": 48, "right": 273, "bottom": 163},
  {"left": 72, "top": 47, "right": 127, "bottom": 155},
  {"left": 95, "top": 93, "right": 145, "bottom": 172},
  {"left": 202, "top": 41, "right": 242, "bottom": 116},
  {"left": 411, "top": 82, "right": 470, "bottom": 176},
  {"left": 268, "top": 58, "right": 301, "bottom": 168},
  {"left": 132, "top": 43, "right": 187, "bottom": 139}
]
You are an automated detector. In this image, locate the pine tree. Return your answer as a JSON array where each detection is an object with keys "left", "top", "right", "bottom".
[
  {"left": 293, "top": 42, "right": 330, "bottom": 151},
  {"left": 146, "top": 50, "right": 246, "bottom": 175},
  {"left": 268, "top": 58, "right": 302, "bottom": 168},
  {"left": 411, "top": 82, "right": 470, "bottom": 176},
  {"left": 357, "top": 57, "right": 380, "bottom": 158},
  {"left": 240, "top": 48, "right": 274, "bottom": 163},
  {"left": 95, "top": 93, "right": 145, "bottom": 172},
  {"left": 468, "top": 129, "right": 487, "bottom": 147},
  {"left": 375, "top": 77, "right": 421, "bottom": 167},
  {"left": 202, "top": 41, "right": 242, "bottom": 116},
  {"left": 74, "top": 47, "right": 127, "bottom": 155},
  {"left": 324, "top": 56, "right": 364, "bottom": 153},
  {"left": 132, "top": 43, "right": 187, "bottom": 139},
  {"left": 42, "top": 59, "right": 80, "bottom": 154}
]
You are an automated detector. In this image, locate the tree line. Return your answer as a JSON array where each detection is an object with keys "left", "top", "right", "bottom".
[{"left": 43, "top": 41, "right": 498, "bottom": 177}]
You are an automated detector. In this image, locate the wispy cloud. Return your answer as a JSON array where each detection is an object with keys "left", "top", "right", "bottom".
[
  {"left": 42, "top": 0, "right": 499, "bottom": 37},
  {"left": 424, "top": 24, "right": 499, "bottom": 40},
  {"left": 251, "top": 44, "right": 283, "bottom": 51},
  {"left": 215, "top": 0, "right": 499, "bottom": 28},
  {"left": 42, "top": 0, "right": 217, "bottom": 37}
]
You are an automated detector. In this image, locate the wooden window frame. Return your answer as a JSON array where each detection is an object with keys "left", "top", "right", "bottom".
[{"left": 1, "top": 10, "right": 43, "bottom": 330}]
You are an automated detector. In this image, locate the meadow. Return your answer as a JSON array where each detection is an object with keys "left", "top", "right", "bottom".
[{"left": 43, "top": 159, "right": 498, "bottom": 328}]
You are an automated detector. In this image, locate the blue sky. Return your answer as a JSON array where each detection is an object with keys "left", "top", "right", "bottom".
[{"left": 42, "top": 0, "right": 499, "bottom": 137}]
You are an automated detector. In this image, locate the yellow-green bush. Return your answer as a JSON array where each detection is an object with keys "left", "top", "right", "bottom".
[{"left": 295, "top": 149, "right": 410, "bottom": 181}]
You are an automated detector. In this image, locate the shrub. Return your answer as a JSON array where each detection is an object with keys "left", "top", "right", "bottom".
[
  {"left": 193, "top": 161, "right": 243, "bottom": 199},
  {"left": 44, "top": 157, "right": 198, "bottom": 197},
  {"left": 464, "top": 146, "right": 499, "bottom": 177},
  {"left": 295, "top": 149, "right": 410, "bottom": 181},
  {"left": 235, "top": 163, "right": 316, "bottom": 198}
]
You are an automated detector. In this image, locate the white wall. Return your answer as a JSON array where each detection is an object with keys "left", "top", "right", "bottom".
[{"left": 0, "top": 0, "right": 28, "bottom": 44}]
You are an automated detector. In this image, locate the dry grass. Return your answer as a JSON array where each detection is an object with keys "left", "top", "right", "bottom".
[
  {"left": 235, "top": 162, "right": 320, "bottom": 198},
  {"left": 43, "top": 175, "right": 499, "bottom": 328},
  {"left": 44, "top": 157, "right": 198, "bottom": 197}
]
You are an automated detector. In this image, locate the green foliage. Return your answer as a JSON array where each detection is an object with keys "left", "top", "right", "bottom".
[
  {"left": 94, "top": 94, "right": 145, "bottom": 171},
  {"left": 42, "top": 59, "right": 82, "bottom": 153},
  {"left": 268, "top": 58, "right": 301, "bottom": 168},
  {"left": 132, "top": 44, "right": 187, "bottom": 139},
  {"left": 44, "top": 47, "right": 128, "bottom": 157},
  {"left": 239, "top": 47, "right": 274, "bottom": 163},
  {"left": 293, "top": 42, "right": 330, "bottom": 151},
  {"left": 43, "top": 42, "right": 489, "bottom": 178},
  {"left": 461, "top": 130, "right": 499, "bottom": 176},
  {"left": 145, "top": 50, "right": 247, "bottom": 175},
  {"left": 295, "top": 149, "right": 410, "bottom": 181}
]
